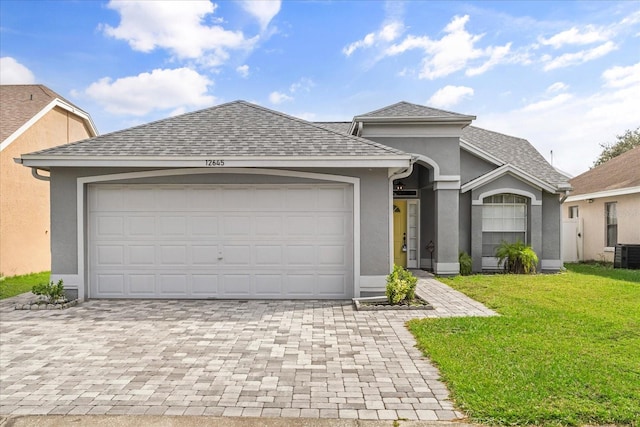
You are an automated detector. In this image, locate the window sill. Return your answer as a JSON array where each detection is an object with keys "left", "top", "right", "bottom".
[{"left": 604, "top": 247, "right": 615, "bottom": 252}]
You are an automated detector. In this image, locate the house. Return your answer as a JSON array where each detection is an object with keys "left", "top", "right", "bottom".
[
  {"left": 0, "top": 85, "right": 97, "bottom": 277},
  {"left": 562, "top": 146, "right": 640, "bottom": 263},
  {"left": 17, "top": 101, "right": 570, "bottom": 300}
]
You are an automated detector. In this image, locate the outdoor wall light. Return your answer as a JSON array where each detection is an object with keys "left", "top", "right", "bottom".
[{"left": 395, "top": 181, "right": 405, "bottom": 191}]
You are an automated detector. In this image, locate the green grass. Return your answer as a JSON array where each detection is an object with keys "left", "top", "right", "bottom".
[
  {"left": 407, "top": 264, "right": 640, "bottom": 426},
  {"left": 0, "top": 271, "right": 50, "bottom": 299}
]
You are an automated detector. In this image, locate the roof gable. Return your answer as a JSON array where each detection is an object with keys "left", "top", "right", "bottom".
[
  {"left": 356, "top": 101, "right": 473, "bottom": 119},
  {"left": 569, "top": 145, "right": 640, "bottom": 195},
  {"left": 1, "top": 84, "right": 97, "bottom": 150},
  {"left": 23, "top": 101, "right": 407, "bottom": 161}
]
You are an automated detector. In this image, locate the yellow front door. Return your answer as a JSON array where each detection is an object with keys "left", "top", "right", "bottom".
[{"left": 393, "top": 200, "right": 407, "bottom": 267}]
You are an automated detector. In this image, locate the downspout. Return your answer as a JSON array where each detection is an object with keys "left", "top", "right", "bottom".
[
  {"left": 31, "top": 167, "right": 51, "bottom": 182},
  {"left": 387, "top": 157, "right": 416, "bottom": 273}
]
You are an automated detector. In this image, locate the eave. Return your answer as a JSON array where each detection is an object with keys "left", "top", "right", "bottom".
[{"left": 461, "top": 164, "right": 558, "bottom": 194}]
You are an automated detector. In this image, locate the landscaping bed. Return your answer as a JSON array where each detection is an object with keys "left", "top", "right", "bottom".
[
  {"left": 353, "top": 295, "right": 433, "bottom": 311},
  {"left": 15, "top": 299, "right": 78, "bottom": 310}
]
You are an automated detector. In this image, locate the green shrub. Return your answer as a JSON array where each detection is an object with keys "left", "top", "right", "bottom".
[
  {"left": 386, "top": 265, "right": 418, "bottom": 304},
  {"left": 459, "top": 251, "right": 472, "bottom": 276},
  {"left": 32, "top": 279, "right": 65, "bottom": 304},
  {"left": 495, "top": 241, "right": 538, "bottom": 274}
]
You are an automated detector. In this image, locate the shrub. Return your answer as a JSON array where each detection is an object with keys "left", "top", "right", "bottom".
[
  {"left": 386, "top": 265, "right": 418, "bottom": 304},
  {"left": 459, "top": 251, "right": 473, "bottom": 276},
  {"left": 32, "top": 279, "right": 65, "bottom": 304},
  {"left": 495, "top": 241, "right": 538, "bottom": 274}
]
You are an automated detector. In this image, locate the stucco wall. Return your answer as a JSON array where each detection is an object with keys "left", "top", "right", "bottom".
[
  {"left": 460, "top": 149, "right": 496, "bottom": 184},
  {"left": 48, "top": 167, "right": 392, "bottom": 281},
  {"left": 563, "top": 194, "right": 640, "bottom": 262},
  {"left": 0, "top": 106, "right": 92, "bottom": 276}
]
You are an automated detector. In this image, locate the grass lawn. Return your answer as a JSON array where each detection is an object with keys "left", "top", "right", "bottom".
[
  {"left": 0, "top": 271, "right": 50, "bottom": 300},
  {"left": 408, "top": 264, "right": 640, "bottom": 426}
]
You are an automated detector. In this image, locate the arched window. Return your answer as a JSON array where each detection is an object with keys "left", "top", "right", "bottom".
[{"left": 482, "top": 194, "right": 527, "bottom": 257}]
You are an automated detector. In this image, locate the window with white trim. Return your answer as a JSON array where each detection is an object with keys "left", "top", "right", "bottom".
[
  {"left": 482, "top": 194, "right": 527, "bottom": 257},
  {"left": 605, "top": 202, "right": 617, "bottom": 247},
  {"left": 568, "top": 206, "right": 579, "bottom": 219}
]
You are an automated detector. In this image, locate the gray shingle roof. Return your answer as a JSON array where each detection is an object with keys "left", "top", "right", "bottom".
[
  {"left": 27, "top": 101, "right": 406, "bottom": 158},
  {"left": 356, "top": 101, "right": 474, "bottom": 119},
  {"left": 569, "top": 145, "right": 640, "bottom": 195},
  {"left": 315, "top": 122, "right": 352, "bottom": 134},
  {"left": 461, "top": 126, "right": 569, "bottom": 187}
]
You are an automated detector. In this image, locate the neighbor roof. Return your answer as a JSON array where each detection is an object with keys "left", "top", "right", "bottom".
[
  {"left": 355, "top": 101, "right": 475, "bottom": 120},
  {"left": 1, "top": 84, "right": 97, "bottom": 149},
  {"left": 461, "top": 126, "right": 569, "bottom": 187},
  {"left": 569, "top": 145, "right": 640, "bottom": 196},
  {"left": 23, "top": 101, "right": 407, "bottom": 160}
]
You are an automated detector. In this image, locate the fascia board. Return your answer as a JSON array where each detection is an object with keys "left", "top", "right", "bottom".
[
  {"left": 461, "top": 164, "right": 557, "bottom": 194},
  {"left": 564, "top": 186, "right": 640, "bottom": 202},
  {"left": 20, "top": 156, "right": 412, "bottom": 169},
  {"left": 1, "top": 99, "right": 98, "bottom": 152},
  {"left": 459, "top": 139, "right": 505, "bottom": 167},
  {"left": 352, "top": 115, "right": 476, "bottom": 125}
]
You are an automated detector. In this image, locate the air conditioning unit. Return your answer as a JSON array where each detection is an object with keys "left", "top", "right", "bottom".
[{"left": 614, "top": 244, "right": 640, "bottom": 269}]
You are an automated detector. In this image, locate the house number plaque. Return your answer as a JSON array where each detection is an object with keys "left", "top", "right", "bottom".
[{"left": 204, "top": 160, "right": 225, "bottom": 166}]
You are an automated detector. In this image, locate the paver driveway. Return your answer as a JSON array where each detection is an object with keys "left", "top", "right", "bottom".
[{"left": 0, "top": 274, "right": 496, "bottom": 421}]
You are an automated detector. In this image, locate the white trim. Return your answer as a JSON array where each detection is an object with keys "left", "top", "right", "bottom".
[
  {"left": 461, "top": 164, "right": 557, "bottom": 194},
  {"left": 22, "top": 156, "right": 410, "bottom": 169},
  {"left": 76, "top": 168, "right": 361, "bottom": 300},
  {"left": 359, "top": 276, "right": 387, "bottom": 293},
  {"left": 411, "top": 154, "right": 461, "bottom": 183},
  {"left": 406, "top": 199, "right": 420, "bottom": 268},
  {"left": 1, "top": 98, "right": 98, "bottom": 152},
  {"left": 541, "top": 259, "right": 563, "bottom": 270},
  {"left": 434, "top": 180, "right": 461, "bottom": 190},
  {"left": 472, "top": 188, "right": 542, "bottom": 205},
  {"left": 353, "top": 115, "right": 476, "bottom": 124},
  {"left": 564, "top": 186, "right": 640, "bottom": 202},
  {"left": 459, "top": 139, "right": 505, "bottom": 166},
  {"left": 435, "top": 262, "right": 460, "bottom": 275}
]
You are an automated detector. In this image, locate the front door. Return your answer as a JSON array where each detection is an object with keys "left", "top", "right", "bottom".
[{"left": 393, "top": 199, "right": 419, "bottom": 268}]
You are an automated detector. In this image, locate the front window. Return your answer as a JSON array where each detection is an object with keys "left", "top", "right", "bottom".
[
  {"left": 605, "top": 202, "right": 617, "bottom": 247},
  {"left": 568, "top": 206, "right": 579, "bottom": 219},
  {"left": 482, "top": 194, "right": 527, "bottom": 256}
]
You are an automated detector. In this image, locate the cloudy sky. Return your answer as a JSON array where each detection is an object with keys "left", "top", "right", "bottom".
[{"left": 1, "top": 0, "right": 639, "bottom": 176}]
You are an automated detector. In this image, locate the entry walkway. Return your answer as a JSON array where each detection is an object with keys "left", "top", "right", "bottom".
[{"left": 0, "top": 274, "right": 496, "bottom": 421}]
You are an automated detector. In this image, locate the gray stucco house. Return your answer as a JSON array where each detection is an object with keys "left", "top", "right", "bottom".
[{"left": 19, "top": 101, "right": 571, "bottom": 300}]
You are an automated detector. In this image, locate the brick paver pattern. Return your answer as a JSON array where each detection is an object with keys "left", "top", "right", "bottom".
[{"left": 0, "top": 272, "right": 496, "bottom": 420}]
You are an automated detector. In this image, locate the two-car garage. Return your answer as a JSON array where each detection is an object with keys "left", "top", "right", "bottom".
[{"left": 88, "top": 183, "right": 354, "bottom": 299}]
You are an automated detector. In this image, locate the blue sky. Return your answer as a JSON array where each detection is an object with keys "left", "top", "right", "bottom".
[{"left": 1, "top": 0, "right": 639, "bottom": 176}]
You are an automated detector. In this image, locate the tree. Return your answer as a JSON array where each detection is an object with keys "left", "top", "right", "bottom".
[{"left": 593, "top": 127, "right": 640, "bottom": 167}]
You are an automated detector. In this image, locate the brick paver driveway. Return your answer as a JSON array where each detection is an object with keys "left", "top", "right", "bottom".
[{"left": 0, "top": 274, "right": 495, "bottom": 421}]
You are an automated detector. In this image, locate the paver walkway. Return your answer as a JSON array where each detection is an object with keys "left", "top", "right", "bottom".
[{"left": 0, "top": 273, "right": 496, "bottom": 420}]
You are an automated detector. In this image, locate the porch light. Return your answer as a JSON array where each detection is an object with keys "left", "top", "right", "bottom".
[{"left": 395, "top": 181, "right": 405, "bottom": 191}]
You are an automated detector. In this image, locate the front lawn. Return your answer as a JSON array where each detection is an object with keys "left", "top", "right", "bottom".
[
  {"left": 408, "top": 264, "right": 640, "bottom": 426},
  {"left": 0, "top": 271, "right": 50, "bottom": 300}
]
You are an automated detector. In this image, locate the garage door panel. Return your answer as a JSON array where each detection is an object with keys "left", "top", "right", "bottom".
[{"left": 89, "top": 184, "right": 353, "bottom": 299}]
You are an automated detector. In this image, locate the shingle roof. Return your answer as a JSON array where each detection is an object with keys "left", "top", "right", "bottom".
[
  {"left": 315, "top": 122, "right": 352, "bottom": 134},
  {"left": 461, "top": 126, "right": 569, "bottom": 187},
  {"left": 1, "top": 85, "right": 64, "bottom": 142},
  {"left": 356, "top": 101, "right": 474, "bottom": 119},
  {"left": 27, "top": 101, "right": 406, "bottom": 158},
  {"left": 569, "top": 145, "right": 640, "bottom": 195}
]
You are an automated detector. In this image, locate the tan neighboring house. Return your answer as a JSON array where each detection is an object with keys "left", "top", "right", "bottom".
[
  {"left": 0, "top": 84, "right": 97, "bottom": 277},
  {"left": 562, "top": 146, "right": 640, "bottom": 263}
]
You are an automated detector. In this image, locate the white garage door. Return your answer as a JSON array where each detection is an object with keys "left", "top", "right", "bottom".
[{"left": 88, "top": 184, "right": 353, "bottom": 299}]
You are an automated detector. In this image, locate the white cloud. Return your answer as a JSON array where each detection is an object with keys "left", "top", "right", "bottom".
[
  {"left": 602, "top": 62, "right": 640, "bottom": 88},
  {"left": 542, "top": 41, "right": 617, "bottom": 71},
  {"left": 0, "top": 57, "right": 36, "bottom": 84},
  {"left": 236, "top": 64, "right": 250, "bottom": 78},
  {"left": 539, "top": 26, "right": 610, "bottom": 49},
  {"left": 428, "top": 85, "right": 474, "bottom": 108},
  {"left": 547, "top": 82, "right": 569, "bottom": 93},
  {"left": 269, "top": 91, "right": 293, "bottom": 104},
  {"left": 239, "top": 0, "right": 281, "bottom": 30},
  {"left": 81, "top": 68, "right": 214, "bottom": 116},
  {"left": 289, "top": 77, "right": 314, "bottom": 93},
  {"left": 343, "top": 21, "right": 404, "bottom": 56},
  {"left": 102, "top": 1, "right": 256, "bottom": 67},
  {"left": 384, "top": 15, "right": 514, "bottom": 79},
  {"left": 521, "top": 93, "right": 573, "bottom": 112}
]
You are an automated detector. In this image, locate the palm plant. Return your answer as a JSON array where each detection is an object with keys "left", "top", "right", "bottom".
[{"left": 495, "top": 241, "right": 538, "bottom": 274}]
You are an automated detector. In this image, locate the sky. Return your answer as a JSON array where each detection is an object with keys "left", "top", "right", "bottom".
[{"left": 1, "top": 0, "right": 639, "bottom": 177}]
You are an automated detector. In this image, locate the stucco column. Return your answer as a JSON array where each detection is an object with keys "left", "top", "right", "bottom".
[
  {"left": 471, "top": 203, "right": 483, "bottom": 272},
  {"left": 434, "top": 187, "right": 460, "bottom": 275},
  {"left": 530, "top": 202, "right": 543, "bottom": 270}
]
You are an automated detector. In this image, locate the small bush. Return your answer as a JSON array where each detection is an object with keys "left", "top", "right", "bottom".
[
  {"left": 32, "top": 279, "right": 65, "bottom": 304},
  {"left": 459, "top": 251, "right": 472, "bottom": 276},
  {"left": 386, "top": 265, "right": 418, "bottom": 304},
  {"left": 495, "top": 241, "right": 538, "bottom": 274}
]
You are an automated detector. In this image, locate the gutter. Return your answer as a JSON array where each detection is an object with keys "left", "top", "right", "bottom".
[{"left": 14, "top": 157, "right": 51, "bottom": 182}]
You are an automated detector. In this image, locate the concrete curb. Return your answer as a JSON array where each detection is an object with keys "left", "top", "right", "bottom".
[{"left": 0, "top": 416, "right": 478, "bottom": 427}]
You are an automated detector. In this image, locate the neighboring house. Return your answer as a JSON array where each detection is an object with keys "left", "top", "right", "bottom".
[
  {"left": 0, "top": 85, "right": 97, "bottom": 277},
  {"left": 18, "top": 101, "right": 570, "bottom": 300},
  {"left": 562, "top": 146, "right": 640, "bottom": 263}
]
